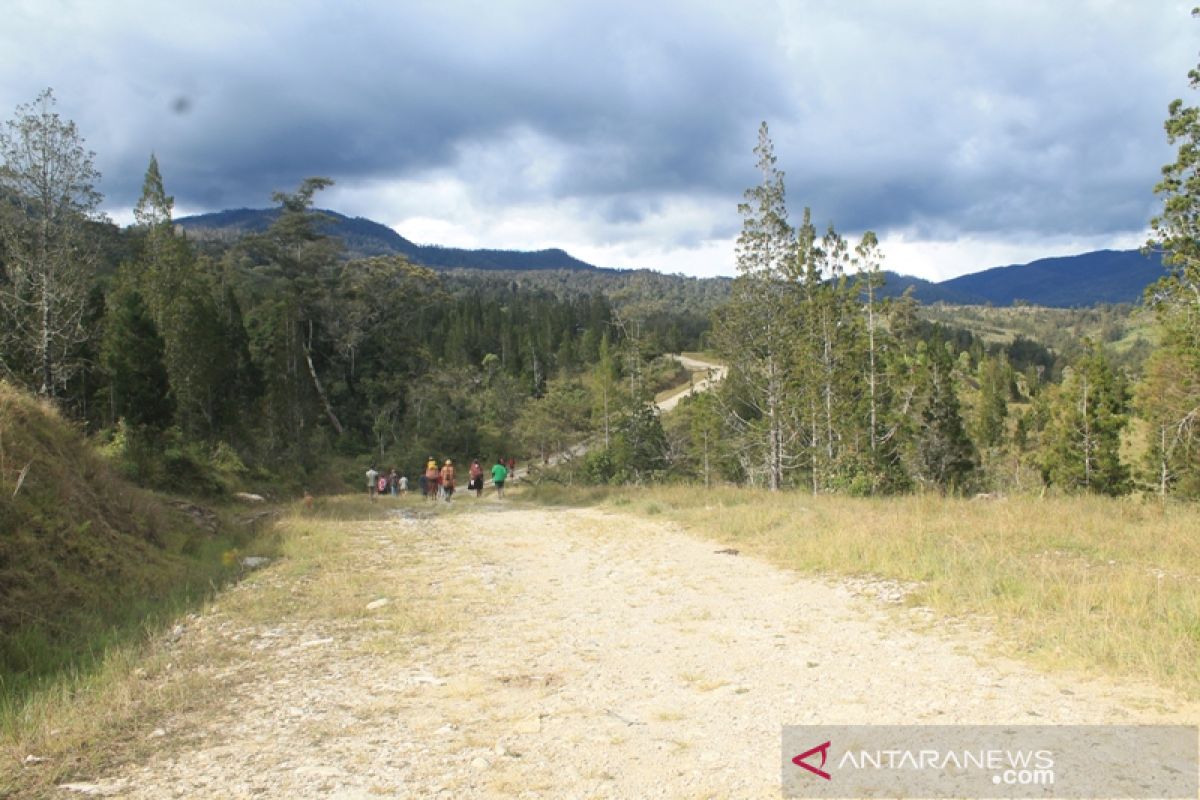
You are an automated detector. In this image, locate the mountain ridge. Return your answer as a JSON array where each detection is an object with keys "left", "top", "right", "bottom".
[
  {"left": 177, "top": 207, "right": 606, "bottom": 272},
  {"left": 176, "top": 207, "right": 1167, "bottom": 307}
]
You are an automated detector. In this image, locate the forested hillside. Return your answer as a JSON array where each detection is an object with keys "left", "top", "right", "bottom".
[
  {"left": 633, "top": 121, "right": 1198, "bottom": 499},
  {"left": 0, "top": 95, "right": 707, "bottom": 492},
  {"left": 941, "top": 250, "right": 1166, "bottom": 306}
]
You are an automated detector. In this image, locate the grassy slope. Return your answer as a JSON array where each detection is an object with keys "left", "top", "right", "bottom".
[
  {"left": 919, "top": 304, "right": 1155, "bottom": 362},
  {"left": 0, "top": 382, "right": 267, "bottom": 698}
]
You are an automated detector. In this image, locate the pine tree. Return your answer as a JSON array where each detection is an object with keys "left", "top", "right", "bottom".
[
  {"left": 514, "top": 377, "right": 590, "bottom": 466},
  {"left": 611, "top": 402, "right": 669, "bottom": 483},
  {"left": 715, "top": 121, "right": 797, "bottom": 490},
  {"left": 912, "top": 344, "right": 977, "bottom": 493},
  {"left": 214, "top": 280, "right": 261, "bottom": 437},
  {"left": 974, "top": 353, "right": 1011, "bottom": 449},
  {"left": 1041, "top": 342, "right": 1129, "bottom": 495},
  {"left": 1142, "top": 19, "right": 1200, "bottom": 496},
  {"left": 590, "top": 333, "right": 621, "bottom": 451},
  {"left": 852, "top": 231, "right": 904, "bottom": 492},
  {"left": 809, "top": 224, "right": 871, "bottom": 491},
  {"left": 241, "top": 178, "right": 344, "bottom": 461},
  {"left": 685, "top": 392, "right": 724, "bottom": 487},
  {"left": 101, "top": 287, "right": 173, "bottom": 429},
  {"left": 129, "top": 155, "right": 242, "bottom": 439},
  {"left": 133, "top": 153, "right": 173, "bottom": 228},
  {"left": 1137, "top": 349, "right": 1200, "bottom": 496}
]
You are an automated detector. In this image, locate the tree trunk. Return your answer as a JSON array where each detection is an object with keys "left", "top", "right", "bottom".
[
  {"left": 1081, "top": 378, "right": 1091, "bottom": 488},
  {"left": 766, "top": 357, "right": 782, "bottom": 491},
  {"left": 603, "top": 381, "right": 610, "bottom": 450},
  {"left": 866, "top": 282, "right": 878, "bottom": 456},
  {"left": 39, "top": 285, "right": 53, "bottom": 397},
  {"left": 1159, "top": 423, "right": 1169, "bottom": 498},
  {"left": 811, "top": 403, "right": 820, "bottom": 496},
  {"left": 304, "top": 342, "right": 344, "bottom": 435}
]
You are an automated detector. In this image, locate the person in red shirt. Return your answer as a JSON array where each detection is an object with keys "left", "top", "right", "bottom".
[{"left": 469, "top": 459, "right": 484, "bottom": 497}]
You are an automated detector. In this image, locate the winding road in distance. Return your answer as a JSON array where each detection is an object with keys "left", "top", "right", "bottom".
[
  {"left": 655, "top": 354, "right": 728, "bottom": 414},
  {"left": 511, "top": 354, "right": 728, "bottom": 481}
]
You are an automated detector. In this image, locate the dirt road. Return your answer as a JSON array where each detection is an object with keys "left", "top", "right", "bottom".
[
  {"left": 85, "top": 503, "right": 1191, "bottom": 798},
  {"left": 512, "top": 355, "right": 727, "bottom": 481},
  {"left": 656, "top": 356, "right": 727, "bottom": 414}
]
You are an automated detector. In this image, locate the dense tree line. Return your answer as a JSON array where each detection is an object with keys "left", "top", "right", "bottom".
[
  {"left": 444, "top": 268, "right": 725, "bottom": 354},
  {"left": 699, "top": 124, "right": 976, "bottom": 493}
]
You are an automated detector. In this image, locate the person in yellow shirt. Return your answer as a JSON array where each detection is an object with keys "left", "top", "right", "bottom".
[
  {"left": 424, "top": 458, "right": 440, "bottom": 501},
  {"left": 439, "top": 459, "right": 456, "bottom": 501}
]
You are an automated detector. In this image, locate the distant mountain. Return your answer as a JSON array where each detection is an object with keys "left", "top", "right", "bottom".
[
  {"left": 873, "top": 271, "right": 988, "bottom": 305},
  {"left": 938, "top": 249, "right": 1165, "bottom": 307},
  {"left": 176, "top": 207, "right": 604, "bottom": 272},
  {"left": 866, "top": 251, "right": 1164, "bottom": 307},
  {"left": 176, "top": 207, "right": 1168, "bottom": 307}
]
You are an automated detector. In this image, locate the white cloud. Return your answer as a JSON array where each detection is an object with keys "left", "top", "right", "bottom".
[{"left": 329, "top": 171, "right": 734, "bottom": 268}]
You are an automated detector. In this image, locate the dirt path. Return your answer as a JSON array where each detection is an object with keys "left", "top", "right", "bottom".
[{"left": 85, "top": 504, "right": 1192, "bottom": 799}]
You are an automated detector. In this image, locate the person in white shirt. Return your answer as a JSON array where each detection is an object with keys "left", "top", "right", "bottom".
[{"left": 365, "top": 466, "right": 380, "bottom": 499}]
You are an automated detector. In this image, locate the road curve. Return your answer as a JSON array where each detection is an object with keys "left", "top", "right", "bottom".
[
  {"left": 510, "top": 354, "right": 728, "bottom": 481},
  {"left": 656, "top": 355, "right": 728, "bottom": 413}
]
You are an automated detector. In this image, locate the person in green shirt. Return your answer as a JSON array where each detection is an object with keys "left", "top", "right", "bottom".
[{"left": 491, "top": 458, "right": 508, "bottom": 498}]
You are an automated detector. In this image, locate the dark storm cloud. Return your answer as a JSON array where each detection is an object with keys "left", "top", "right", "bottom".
[
  {"left": 2, "top": 0, "right": 1196, "bottom": 249},
  {"left": 765, "top": 2, "right": 1195, "bottom": 239},
  {"left": 5, "top": 0, "right": 784, "bottom": 216}
]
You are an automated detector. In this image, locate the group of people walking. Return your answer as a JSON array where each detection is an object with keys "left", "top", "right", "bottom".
[
  {"left": 365, "top": 457, "right": 514, "bottom": 502},
  {"left": 364, "top": 466, "right": 406, "bottom": 499}
]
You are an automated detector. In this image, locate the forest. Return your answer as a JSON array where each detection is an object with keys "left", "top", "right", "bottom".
[{"left": 1, "top": 87, "right": 1198, "bottom": 501}]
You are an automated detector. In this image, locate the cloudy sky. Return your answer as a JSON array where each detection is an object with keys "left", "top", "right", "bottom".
[{"left": 2, "top": 1, "right": 1196, "bottom": 279}]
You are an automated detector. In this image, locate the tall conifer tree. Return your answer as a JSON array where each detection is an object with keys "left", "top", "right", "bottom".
[
  {"left": 716, "top": 122, "right": 797, "bottom": 490},
  {"left": 1143, "top": 18, "right": 1200, "bottom": 496}
]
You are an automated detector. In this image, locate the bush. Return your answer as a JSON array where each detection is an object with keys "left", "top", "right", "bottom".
[
  {"left": 582, "top": 449, "right": 616, "bottom": 484},
  {"left": 97, "top": 423, "right": 248, "bottom": 496}
]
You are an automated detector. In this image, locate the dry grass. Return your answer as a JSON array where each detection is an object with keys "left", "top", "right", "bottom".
[{"left": 531, "top": 485, "right": 1200, "bottom": 698}]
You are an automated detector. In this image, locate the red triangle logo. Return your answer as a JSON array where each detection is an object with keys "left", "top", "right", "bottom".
[{"left": 792, "top": 740, "right": 832, "bottom": 781}]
